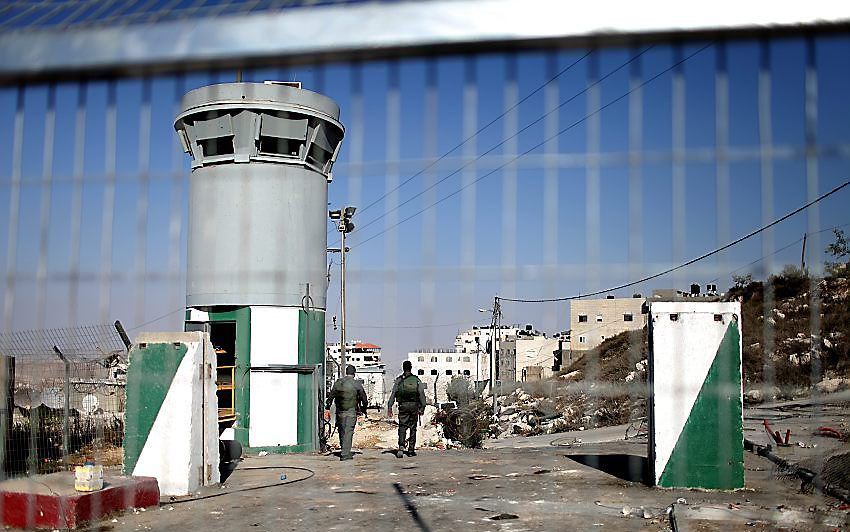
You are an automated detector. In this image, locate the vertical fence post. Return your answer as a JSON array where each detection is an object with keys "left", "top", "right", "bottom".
[
  {"left": 53, "top": 346, "right": 69, "bottom": 470},
  {"left": 0, "top": 355, "right": 12, "bottom": 480}
]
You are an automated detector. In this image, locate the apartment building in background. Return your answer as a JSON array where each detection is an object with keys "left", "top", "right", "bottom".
[
  {"left": 326, "top": 341, "right": 386, "bottom": 408},
  {"left": 569, "top": 296, "right": 647, "bottom": 351}
]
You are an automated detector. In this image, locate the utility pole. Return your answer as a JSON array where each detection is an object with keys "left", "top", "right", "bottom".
[
  {"left": 329, "top": 207, "right": 356, "bottom": 378},
  {"left": 490, "top": 297, "right": 501, "bottom": 418},
  {"left": 340, "top": 227, "right": 347, "bottom": 378}
]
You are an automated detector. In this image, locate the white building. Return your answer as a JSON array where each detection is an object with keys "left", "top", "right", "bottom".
[
  {"left": 501, "top": 331, "right": 571, "bottom": 382},
  {"left": 406, "top": 349, "right": 477, "bottom": 404},
  {"left": 407, "top": 324, "right": 545, "bottom": 403},
  {"left": 326, "top": 341, "right": 386, "bottom": 408},
  {"left": 570, "top": 296, "right": 647, "bottom": 351}
]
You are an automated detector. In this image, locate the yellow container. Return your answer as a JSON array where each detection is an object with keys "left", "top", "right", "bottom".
[{"left": 74, "top": 464, "right": 104, "bottom": 492}]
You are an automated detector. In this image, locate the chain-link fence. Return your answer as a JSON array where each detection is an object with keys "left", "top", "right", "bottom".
[{"left": 0, "top": 323, "right": 129, "bottom": 478}]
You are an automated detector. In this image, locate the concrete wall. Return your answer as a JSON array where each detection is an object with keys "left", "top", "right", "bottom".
[
  {"left": 124, "top": 332, "right": 219, "bottom": 496},
  {"left": 648, "top": 301, "right": 743, "bottom": 489},
  {"left": 570, "top": 297, "right": 646, "bottom": 351}
]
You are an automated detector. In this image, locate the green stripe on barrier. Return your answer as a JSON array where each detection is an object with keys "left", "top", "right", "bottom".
[
  {"left": 123, "top": 343, "right": 188, "bottom": 474},
  {"left": 659, "top": 321, "right": 744, "bottom": 489}
]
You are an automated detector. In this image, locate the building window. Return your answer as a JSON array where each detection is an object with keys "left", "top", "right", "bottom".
[
  {"left": 417, "top": 369, "right": 424, "bottom": 375},
  {"left": 446, "top": 370, "right": 453, "bottom": 375},
  {"left": 417, "top": 356, "right": 424, "bottom": 362},
  {"left": 624, "top": 313, "right": 633, "bottom": 322},
  {"left": 431, "top": 356, "right": 438, "bottom": 362},
  {"left": 578, "top": 314, "right": 588, "bottom": 323},
  {"left": 579, "top": 336, "right": 586, "bottom": 343},
  {"left": 463, "top": 370, "right": 470, "bottom": 376},
  {"left": 446, "top": 356, "right": 452, "bottom": 362},
  {"left": 462, "top": 356, "right": 470, "bottom": 362},
  {"left": 430, "top": 369, "right": 438, "bottom": 375},
  {"left": 596, "top": 315, "right": 603, "bottom": 322}
]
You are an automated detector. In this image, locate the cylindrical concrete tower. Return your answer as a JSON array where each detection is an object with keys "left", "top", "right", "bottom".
[{"left": 175, "top": 82, "right": 344, "bottom": 452}]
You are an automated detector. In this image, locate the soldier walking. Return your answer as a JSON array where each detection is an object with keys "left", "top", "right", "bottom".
[
  {"left": 326, "top": 364, "right": 368, "bottom": 461},
  {"left": 387, "top": 361, "right": 427, "bottom": 458}
]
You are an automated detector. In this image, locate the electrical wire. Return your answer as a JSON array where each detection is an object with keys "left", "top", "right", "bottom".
[
  {"left": 353, "top": 43, "right": 711, "bottom": 249},
  {"left": 329, "top": 49, "right": 595, "bottom": 237},
  {"left": 342, "top": 321, "right": 475, "bottom": 330},
  {"left": 166, "top": 465, "right": 316, "bottom": 505},
  {"left": 707, "top": 222, "right": 850, "bottom": 284},
  {"left": 127, "top": 307, "right": 185, "bottom": 332},
  {"left": 351, "top": 46, "right": 654, "bottom": 240},
  {"left": 498, "top": 179, "right": 850, "bottom": 303}
]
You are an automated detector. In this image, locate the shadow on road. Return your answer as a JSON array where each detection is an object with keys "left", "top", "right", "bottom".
[
  {"left": 565, "top": 454, "right": 650, "bottom": 484},
  {"left": 393, "top": 482, "right": 432, "bottom": 532}
]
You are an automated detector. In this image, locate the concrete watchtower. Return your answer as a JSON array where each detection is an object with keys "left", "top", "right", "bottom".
[{"left": 175, "top": 82, "right": 344, "bottom": 452}]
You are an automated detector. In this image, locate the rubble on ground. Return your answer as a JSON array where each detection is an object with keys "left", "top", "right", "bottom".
[
  {"left": 328, "top": 405, "right": 462, "bottom": 452},
  {"left": 488, "top": 385, "right": 646, "bottom": 438}
]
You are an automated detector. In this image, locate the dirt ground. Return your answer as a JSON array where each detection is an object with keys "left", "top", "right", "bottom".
[{"left": 84, "top": 396, "right": 849, "bottom": 532}]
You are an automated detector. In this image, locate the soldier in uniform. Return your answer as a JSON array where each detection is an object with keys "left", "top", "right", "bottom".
[
  {"left": 326, "top": 364, "right": 368, "bottom": 461},
  {"left": 387, "top": 360, "right": 427, "bottom": 458}
]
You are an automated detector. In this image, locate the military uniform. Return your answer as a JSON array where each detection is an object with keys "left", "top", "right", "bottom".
[
  {"left": 387, "top": 372, "right": 427, "bottom": 456},
  {"left": 326, "top": 375, "right": 367, "bottom": 460}
]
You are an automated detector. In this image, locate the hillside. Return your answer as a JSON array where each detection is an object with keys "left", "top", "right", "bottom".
[{"left": 727, "top": 262, "right": 850, "bottom": 398}]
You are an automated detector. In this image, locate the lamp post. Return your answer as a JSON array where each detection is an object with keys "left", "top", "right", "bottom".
[{"left": 329, "top": 206, "right": 356, "bottom": 378}]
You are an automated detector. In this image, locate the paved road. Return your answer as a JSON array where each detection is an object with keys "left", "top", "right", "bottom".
[
  {"left": 110, "top": 395, "right": 850, "bottom": 530},
  {"left": 116, "top": 443, "right": 844, "bottom": 531}
]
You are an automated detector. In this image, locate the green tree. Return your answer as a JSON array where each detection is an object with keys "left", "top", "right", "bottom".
[{"left": 826, "top": 229, "right": 849, "bottom": 260}]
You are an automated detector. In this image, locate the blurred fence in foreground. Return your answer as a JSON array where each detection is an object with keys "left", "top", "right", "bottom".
[{"left": 0, "top": 323, "right": 129, "bottom": 478}]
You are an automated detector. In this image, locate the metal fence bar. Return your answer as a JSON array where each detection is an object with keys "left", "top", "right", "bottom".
[
  {"left": 500, "top": 55, "right": 518, "bottom": 303},
  {"left": 383, "top": 62, "right": 400, "bottom": 343},
  {"left": 134, "top": 78, "right": 152, "bottom": 326},
  {"left": 715, "top": 41, "right": 731, "bottom": 271},
  {"left": 3, "top": 86, "right": 25, "bottom": 335},
  {"left": 99, "top": 81, "right": 118, "bottom": 324},
  {"left": 758, "top": 39, "right": 777, "bottom": 391},
  {"left": 671, "top": 44, "right": 686, "bottom": 288},
  {"left": 542, "top": 52, "right": 560, "bottom": 334},
  {"left": 628, "top": 45, "right": 644, "bottom": 280},
  {"left": 804, "top": 37, "right": 823, "bottom": 392},
  {"left": 585, "top": 50, "right": 601, "bottom": 291},
  {"left": 35, "top": 84, "right": 56, "bottom": 330},
  {"left": 421, "top": 59, "right": 439, "bottom": 348},
  {"left": 68, "top": 82, "right": 87, "bottom": 328},
  {"left": 460, "top": 57, "right": 477, "bottom": 341}
]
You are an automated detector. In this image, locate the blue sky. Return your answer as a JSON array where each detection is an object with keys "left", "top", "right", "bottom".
[{"left": 1, "top": 35, "right": 849, "bottom": 365}]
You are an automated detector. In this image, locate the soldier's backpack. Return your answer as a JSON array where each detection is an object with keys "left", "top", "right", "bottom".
[{"left": 397, "top": 374, "right": 420, "bottom": 403}]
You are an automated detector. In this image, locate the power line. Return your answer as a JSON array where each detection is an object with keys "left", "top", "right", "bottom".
[
  {"left": 329, "top": 50, "right": 594, "bottom": 237},
  {"left": 352, "top": 46, "right": 653, "bottom": 240},
  {"left": 354, "top": 42, "right": 710, "bottom": 249},
  {"left": 127, "top": 307, "right": 185, "bottom": 332},
  {"left": 707, "top": 222, "right": 850, "bottom": 284},
  {"left": 335, "top": 321, "right": 475, "bottom": 330},
  {"left": 499, "top": 179, "right": 850, "bottom": 303}
]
